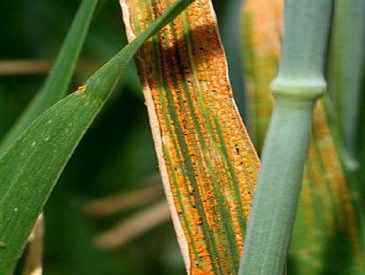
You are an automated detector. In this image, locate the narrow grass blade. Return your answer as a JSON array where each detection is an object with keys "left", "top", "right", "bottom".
[
  {"left": 242, "top": 0, "right": 365, "bottom": 273},
  {"left": 0, "top": 1, "right": 194, "bottom": 272},
  {"left": 84, "top": 184, "right": 163, "bottom": 217},
  {"left": 328, "top": 0, "right": 365, "bottom": 168},
  {"left": 0, "top": 60, "right": 100, "bottom": 76},
  {"left": 121, "top": 0, "right": 260, "bottom": 273},
  {"left": 94, "top": 201, "right": 170, "bottom": 249},
  {"left": 0, "top": 0, "right": 99, "bottom": 152}
]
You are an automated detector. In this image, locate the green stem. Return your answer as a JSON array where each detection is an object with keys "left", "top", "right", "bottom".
[{"left": 239, "top": 0, "right": 333, "bottom": 273}]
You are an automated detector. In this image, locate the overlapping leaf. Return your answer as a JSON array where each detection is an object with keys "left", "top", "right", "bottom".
[{"left": 0, "top": 0, "right": 194, "bottom": 272}]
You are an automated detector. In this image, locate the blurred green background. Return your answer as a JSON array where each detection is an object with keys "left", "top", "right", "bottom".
[{"left": 0, "top": 0, "right": 245, "bottom": 274}]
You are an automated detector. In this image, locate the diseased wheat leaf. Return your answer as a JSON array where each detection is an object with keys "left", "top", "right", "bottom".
[
  {"left": 242, "top": 0, "right": 365, "bottom": 273},
  {"left": 121, "top": 0, "right": 260, "bottom": 273}
]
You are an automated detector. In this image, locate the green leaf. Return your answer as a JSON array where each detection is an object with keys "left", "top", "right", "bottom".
[
  {"left": 328, "top": 0, "right": 365, "bottom": 169},
  {"left": 0, "top": 0, "right": 194, "bottom": 272},
  {"left": 0, "top": 0, "right": 99, "bottom": 152}
]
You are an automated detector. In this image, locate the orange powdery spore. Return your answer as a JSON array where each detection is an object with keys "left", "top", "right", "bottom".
[
  {"left": 75, "top": 85, "right": 87, "bottom": 95},
  {"left": 121, "top": 0, "right": 260, "bottom": 273}
]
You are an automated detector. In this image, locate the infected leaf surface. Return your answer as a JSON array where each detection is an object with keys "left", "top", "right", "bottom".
[{"left": 121, "top": 0, "right": 260, "bottom": 274}]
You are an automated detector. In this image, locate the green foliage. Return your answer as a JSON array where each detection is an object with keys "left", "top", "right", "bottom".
[
  {"left": 0, "top": 0, "right": 99, "bottom": 152},
  {"left": 0, "top": 0, "right": 193, "bottom": 273}
]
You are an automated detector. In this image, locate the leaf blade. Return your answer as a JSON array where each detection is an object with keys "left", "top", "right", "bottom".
[{"left": 0, "top": 0, "right": 194, "bottom": 272}]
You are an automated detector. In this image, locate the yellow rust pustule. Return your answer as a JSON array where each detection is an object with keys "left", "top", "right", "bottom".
[{"left": 75, "top": 85, "right": 87, "bottom": 95}]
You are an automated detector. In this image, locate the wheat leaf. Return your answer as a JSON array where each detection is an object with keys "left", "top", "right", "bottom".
[
  {"left": 121, "top": 0, "right": 260, "bottom": 273},
  {"left": 0, "top": 0, "right": 194, "bottom": 272}
]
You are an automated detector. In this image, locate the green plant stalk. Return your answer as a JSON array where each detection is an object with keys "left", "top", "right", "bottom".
[
  {"left": 0, "top": 0, "right": 99, "bottom": 152},
  {"left": 239, "top": 0, "right": 333, "bottom": 273},
  {"left": 329, "top": 0, "right": 365, "bottom": 169},
  {"left": 0, "top": 0, "right": 194, "bottom": 272}
]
